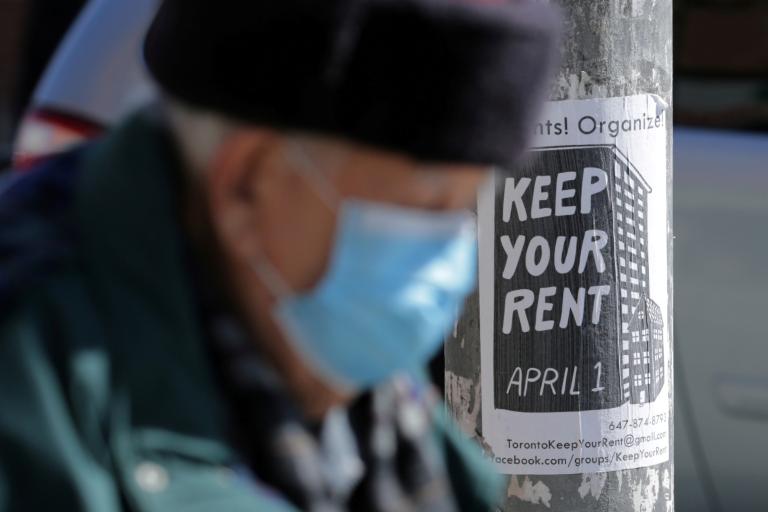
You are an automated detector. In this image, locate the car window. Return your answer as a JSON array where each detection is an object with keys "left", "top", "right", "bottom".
[
  {"left": 0, "top": 0, "right": 87, "bottom": 169},
  {"left": 675, "top": 1, "right": 768, "bottom": 132}
]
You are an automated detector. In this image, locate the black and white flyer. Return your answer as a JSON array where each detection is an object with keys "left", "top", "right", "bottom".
[{"left": 479, "top": 94, "right": 671, "bottom": 475}]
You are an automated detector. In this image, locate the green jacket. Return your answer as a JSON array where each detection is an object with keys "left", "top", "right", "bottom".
[{"left": 0, "top": 113, "right": 500, "bottom": 511}]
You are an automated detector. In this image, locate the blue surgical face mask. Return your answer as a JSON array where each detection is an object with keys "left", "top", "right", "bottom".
[{"left": 252, "top": 145, "right": 478, "bottom": 392}]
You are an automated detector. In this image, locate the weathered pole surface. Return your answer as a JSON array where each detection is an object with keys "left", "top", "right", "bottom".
[{"left": 445, "top": 1, "right": 673, "bottom": 511}]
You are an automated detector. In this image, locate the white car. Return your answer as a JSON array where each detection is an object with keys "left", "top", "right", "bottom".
[
  {"left": 674, "top": 127, "right": 768, "bottom": 512},
  {"left": 12, "top": 0, "right": 157, "bottom": 168}
]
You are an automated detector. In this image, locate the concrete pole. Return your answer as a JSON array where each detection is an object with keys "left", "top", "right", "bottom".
[{"left": 445, "top": 1, "right": 673, "bottom": 511}]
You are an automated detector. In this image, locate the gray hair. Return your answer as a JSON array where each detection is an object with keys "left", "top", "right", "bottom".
[
  {"left": 163, "top": 99, "right": 357, "bottom": 186},
  {"left": 163, "top": 98, "right": 241, "bottom": 174}
]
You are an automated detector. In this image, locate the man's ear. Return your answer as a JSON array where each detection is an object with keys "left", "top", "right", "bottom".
[{"left": 205, "top": 129, "right": 280, "bottom": 263}]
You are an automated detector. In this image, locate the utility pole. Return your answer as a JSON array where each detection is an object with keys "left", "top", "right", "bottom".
[{"left": 445, "top": 1, "right": 673, "bottom": 511}]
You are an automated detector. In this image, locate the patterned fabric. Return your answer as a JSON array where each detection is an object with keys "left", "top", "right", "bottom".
[{"left": 193, "top": 265, "right": 461, "bottom": 512}]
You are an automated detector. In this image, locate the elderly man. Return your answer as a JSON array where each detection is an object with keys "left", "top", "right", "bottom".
[{"left": 0, "top": 0, "right": 559, "bottom": 510}]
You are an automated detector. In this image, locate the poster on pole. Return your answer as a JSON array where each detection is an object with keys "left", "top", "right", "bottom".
[{"left": 479, "top": 94, "right": 671, "bottom": 475}]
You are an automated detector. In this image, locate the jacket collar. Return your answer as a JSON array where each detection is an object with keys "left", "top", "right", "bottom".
[{"left": 75, "top": 109, "right": 228, "bottom": 440}]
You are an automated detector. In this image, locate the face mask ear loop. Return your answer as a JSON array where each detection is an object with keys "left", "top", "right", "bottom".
[
  {"left": 250, "top": 256, "right": 295, "bottom": 301},
  {"left": 250, "top": 142, "right": 344, "bottom": 300},
  {"left": 252, "top": 142, "right": 345, "bottom": 302},
  {"left": 285, "top": 141, "right": 341, "bottom": 213}
]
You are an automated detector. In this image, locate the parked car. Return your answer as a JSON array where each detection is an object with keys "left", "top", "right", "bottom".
[
  {"left": 12, "top": 0, "right": 157, "bottom": 168},
  {"left": 674, "top": 127, "right": 768, "bottom": 512},
  {"left": 674, "top": 5, "right": 768, "bottom": 508}
]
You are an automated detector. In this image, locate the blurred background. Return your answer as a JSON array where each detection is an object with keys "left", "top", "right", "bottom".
[
  {"left": 1, "top": 0, "right": 766, "bottom": 511},
  {"left": 2, "top": 0, "right": 767, "bottom": 160},
  {"left": 1, "top": 0, "right": 86, "bottom": 158}
]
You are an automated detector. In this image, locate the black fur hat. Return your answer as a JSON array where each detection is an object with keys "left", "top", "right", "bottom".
[{"left": 144, "top": 0, "right": 560, "bottom": 167}]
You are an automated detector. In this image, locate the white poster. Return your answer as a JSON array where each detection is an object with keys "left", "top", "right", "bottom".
[{"left": 479, "top": 94, "right": 670, "bottom": 475}]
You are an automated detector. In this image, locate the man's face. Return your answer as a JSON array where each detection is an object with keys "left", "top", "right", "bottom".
[
  {"left": 208, "top": 129, "right": 491, "bottom": 295},
  {"left": 203, "top": 128, "right": 490, "bottom": 414}
]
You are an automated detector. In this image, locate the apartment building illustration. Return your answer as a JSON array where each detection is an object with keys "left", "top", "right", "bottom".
[{"left": 608, "top": 146, "right": 665, "bottom": 404}]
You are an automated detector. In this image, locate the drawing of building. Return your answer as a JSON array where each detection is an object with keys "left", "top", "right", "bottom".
[
  {"left": 609, "top": 148, "right": 665, "bottom": 404},
  {"left": 493, "top": 144, "right": 666, "bottom": 412}
]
